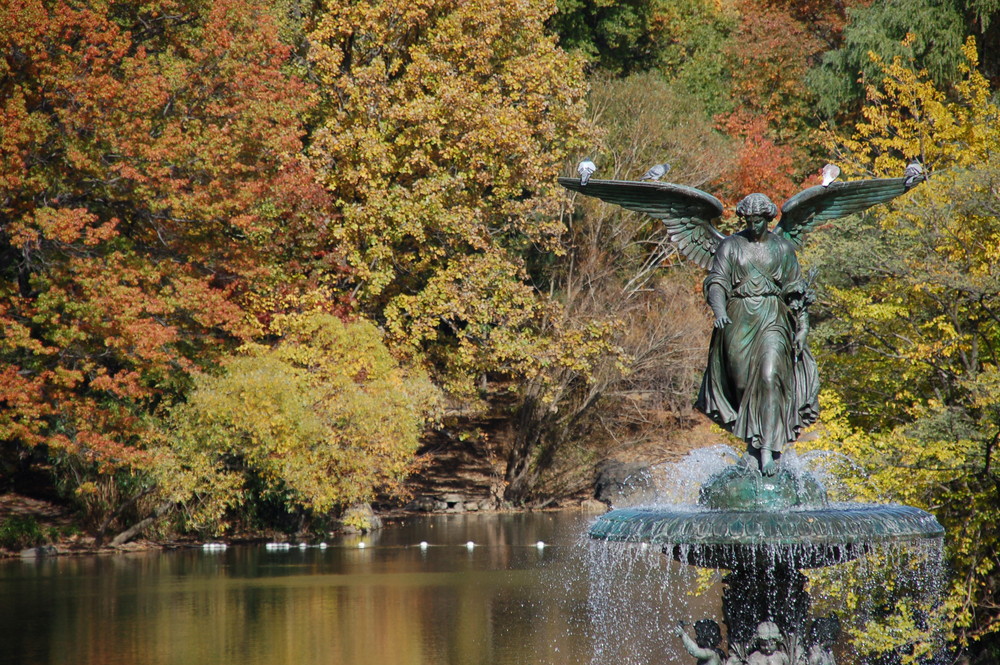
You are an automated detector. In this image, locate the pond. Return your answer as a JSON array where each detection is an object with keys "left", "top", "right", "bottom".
[{"left": 0, "top": 511, "right": 716, "bottom": 665}]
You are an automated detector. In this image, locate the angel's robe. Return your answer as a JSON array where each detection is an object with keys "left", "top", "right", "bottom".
[{"left": 695, "top": 229, "right": 819, "bottom": 453}]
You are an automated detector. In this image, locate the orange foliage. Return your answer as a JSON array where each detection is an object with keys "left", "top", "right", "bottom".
[
  {"left": 0, "top": 0, "right": 326, "bottom": 472},
  {"left": 715, "top": 112, "right": 799, "bottom": 205},
  {"left": 765, "top": 0, "right": 860, "bottom": 49},
  {"left": 712, "top": 0, "right": 850, "bottom": 204},
  {"left": 722, "top": 0, "right": 823, "bottom": 129}
]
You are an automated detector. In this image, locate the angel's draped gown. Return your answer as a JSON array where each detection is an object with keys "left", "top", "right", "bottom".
[{"left": 695, "top": 230, "right": 819, "bottom": 454}]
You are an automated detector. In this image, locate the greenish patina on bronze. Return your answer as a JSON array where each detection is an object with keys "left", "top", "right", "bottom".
[
  {"left": 559, "top": 173, "right": 923, "bottom": 476},
  {"left": 698, "top": 462, "right": 827, "bottom": 511}
]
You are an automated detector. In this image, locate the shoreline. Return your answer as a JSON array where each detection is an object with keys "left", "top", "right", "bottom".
[{"left": 2, "top": 499, "right": 608, "bottom": 561}]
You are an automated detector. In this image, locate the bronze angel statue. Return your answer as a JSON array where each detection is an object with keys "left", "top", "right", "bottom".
[{"left": 559, "top": 165, "right": 924, "bottom": 476}]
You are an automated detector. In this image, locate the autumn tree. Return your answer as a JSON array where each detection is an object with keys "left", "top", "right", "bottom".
[
  {"left": 0, "top": 0, "right": 326, "bottom": 535},
  {"left": 304, "top": 0, "right": 591, "bottom": 394},
  {"left": 804, "top": 40, "right": 1000, "bottom": 660},
  {"left": 160, "top": 310, "right": 441, "bottom": 533},
  {"left": 711, "top": 0, "right": 831, "bottom": 206},
  {"left": 500, "top": 73, "right": 730, "bottom": 502}
]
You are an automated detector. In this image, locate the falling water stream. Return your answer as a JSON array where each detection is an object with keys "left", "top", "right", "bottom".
[{"left": 585, "top": 445, "right": 949, "bottom": 664}]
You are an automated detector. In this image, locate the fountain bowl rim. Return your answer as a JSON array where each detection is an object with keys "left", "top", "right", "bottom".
[{"left": 588, "top": 503, "right": 944, "bottom": 548}]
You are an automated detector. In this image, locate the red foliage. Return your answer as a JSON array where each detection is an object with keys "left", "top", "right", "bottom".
[
  {"left": 721, "top": 0, "right": 823, "bottom": 129},
  {"left": 715, "top": 112, "right": 799, "bottom": 206},
  {"left": 0, "top": 0, "right": 328, "bottom": 469},
  {"left": 764, "top": 0, "right": 861, "bottom": 50},
  {"left": 712, "top": 0, "right": 842, "bottom": 205}
]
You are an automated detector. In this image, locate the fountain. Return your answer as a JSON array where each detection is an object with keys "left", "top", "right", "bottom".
[{"left": 560, "top": 168, "right": 944, "bottom": 663}]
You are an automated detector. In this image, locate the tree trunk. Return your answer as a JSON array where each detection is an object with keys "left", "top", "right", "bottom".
[
  {"left": 108, "top": 501, "right": 173, "bottom": 547},
  {"left": 94, "top": 486, "right": 154, "bottom": 547},
  {"left": 503, "top": 395, "right": 546, "bottom": 504}
]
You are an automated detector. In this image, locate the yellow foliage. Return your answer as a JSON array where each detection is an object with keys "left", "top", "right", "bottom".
[
  {"left": 305, "top": 0, "right": 593, "bottom": 394},
  {"left": 159, "top": 311, "right": 441, "bottom": 530},
  {"left": 807, "top": 36, "right": 1000, "bottom": 648}
]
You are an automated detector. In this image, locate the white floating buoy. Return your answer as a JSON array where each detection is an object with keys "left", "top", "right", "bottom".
[
  {"left": 419, "top": 541, "right": 428, "bottom": 550},
  {"left": 358, "top": 542, "right": 366, "bottom": 549},
  {"left": 536, "top": 541, "right": 545, "bottom": 549},
  {"left": 202, "top": 542, "right": 227, "bottom": 551},
  {"left": 265, "top": 542, "right": 290, "bottom": 551},
  {"left": 319, "top": 542, "right": 328, "bottom": 549},
  {"left": 466, "top": 541, "right": 475, "bottom": 550},
  {"left": 299, "top": 543, "right": 307, "bottom": 550}
]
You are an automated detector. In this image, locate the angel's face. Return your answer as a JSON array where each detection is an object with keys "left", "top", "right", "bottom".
[{"left": 744, "top": 214, "right": 770, "bottom": 238}]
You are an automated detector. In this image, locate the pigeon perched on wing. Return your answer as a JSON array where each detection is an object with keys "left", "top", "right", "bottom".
[
  {"left": 904, "top": 161, "right": 924, "bottom": 188},
  {"left": 640, "top": 163, "right": 671, "bottom": 181},
  {"left": 820, "top": 163, "right": 840, "bottom": 187},
  {"left": 577, "top": 158, "right": 597, "bottom": 186}
]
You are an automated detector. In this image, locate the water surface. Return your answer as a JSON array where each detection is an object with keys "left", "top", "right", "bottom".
[{"left": 0, "top": 511, "right": 715, "bottom": 665}]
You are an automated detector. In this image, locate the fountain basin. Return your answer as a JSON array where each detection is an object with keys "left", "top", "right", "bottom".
[{"left": 589, "top": 504, "right": 944, "bottom": 568}]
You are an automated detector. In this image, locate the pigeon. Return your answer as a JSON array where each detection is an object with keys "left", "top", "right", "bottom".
[
  {"left": 640, "top": 163, "right": 671, "bottom": 181},
  {"left": 577, "top": 158, "right": 597, "bottom": 186},
  {"left": 904, "top": 161, "right": 924, "bottom": 188},
  {"left": 820, "top": 163, "right": 840, "bottom": 187}
]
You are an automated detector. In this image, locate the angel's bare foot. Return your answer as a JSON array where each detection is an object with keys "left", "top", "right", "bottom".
[{"left": 760, "top": 449, "right": 777, "bottom": 476}]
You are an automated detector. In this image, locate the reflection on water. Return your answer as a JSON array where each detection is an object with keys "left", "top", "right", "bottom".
[{"left": 0, "top": 512, "right": 714, "bottom": 665}]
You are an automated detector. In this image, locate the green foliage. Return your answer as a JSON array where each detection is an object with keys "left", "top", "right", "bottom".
[
  {"left": 0, "top": 515, "right": 45, "bottom": 550},
  {"left": 807, "top": 0, "right": 968, "bottom": 118},
  {"left": 161, "top": 311, "right": 441, "bottom": 532},
  {"left": 548, "top": 0, "right": 670, "bottom": 75},
  {"left": 658, "top": 0, "right": 738, "bottom": 117},
  {"left": 804, "top": 536, "right": 946, "bottom": 664},
  {"left": 548, "top": 0, "right": 736, "bottom": 90},
  {"left": 804, "top": 40, "right": 1000, "bottom": 651}
]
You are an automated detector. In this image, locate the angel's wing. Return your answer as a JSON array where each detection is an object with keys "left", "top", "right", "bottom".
[
  {"left": 559, "top": 178, "right": 725, "bottom": 269},
  {"left": 777, "top": 176, "right": 921, "bottom": 248}
]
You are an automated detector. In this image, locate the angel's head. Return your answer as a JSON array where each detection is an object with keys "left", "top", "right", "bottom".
[{"left": 736, "top": 193, "right": 778, "bottom": 238}]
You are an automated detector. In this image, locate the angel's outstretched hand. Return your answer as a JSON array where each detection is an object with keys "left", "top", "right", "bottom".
[{"left": 714, "top": 315, "right": 731, "bottom": 329}]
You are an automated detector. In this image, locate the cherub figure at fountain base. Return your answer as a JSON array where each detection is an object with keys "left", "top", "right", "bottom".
[
  {"left": 674, "top": 620, "right": 730, "bottom": 665},
  {"left": 745, "top": 622, "right": 790, "bottom": 665}
]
